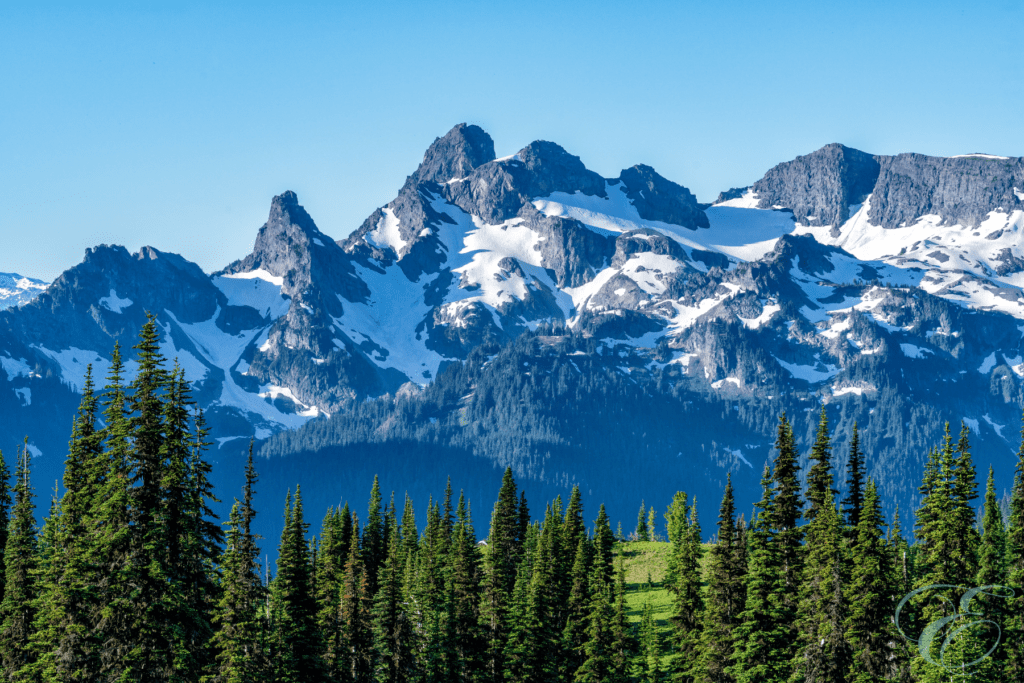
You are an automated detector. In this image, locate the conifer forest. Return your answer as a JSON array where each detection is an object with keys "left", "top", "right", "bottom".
[{"left": 1, "top": 317, "right": 1023, "bottom": 683}]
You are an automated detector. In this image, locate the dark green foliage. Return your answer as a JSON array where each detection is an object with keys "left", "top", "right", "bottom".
[
  {"left": 637, "top": 500, "right": 650, "bottom": 542},
  {"left": 272, "top": 489, "right": 324, "bottom": 682},
  {"left": 210, "top": 444, "right": 266, "bottom": 682},
  {"left": 841, "top": 423, "right": 864, "bottom": 532},
  {"left": 1007, "top": 414, "right": 1024, "bottom": 682},
  {"left": 844, "top": 480, "right": 906, "bottom": 683},
  {"left": 697, "top": 476, "right": 745, "bottom": 683},
  {"left": 0, "top": 443, "right": 37, "bottom": 680},
  {"left": 668, "top": 497, "right": 703, "bottom": 683},
  {"left": 805, "top": 407, "right": 837, "bottom": 524},
  {"left": 371, "top": 508, "right": 417, "bottom": 683}
]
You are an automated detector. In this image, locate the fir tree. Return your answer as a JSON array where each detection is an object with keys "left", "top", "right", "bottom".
[
  {"left": 363, "top": 476, "right": 385, "bottom": 597},
  {"left": 805, "top": 406, "right": 837, "bottom": 524},
  {"left": 697, "top": 475, "right": 744, "bottom": 683},
  {"left": 789, "top": 489, "right": 851, "bottom": 683},
  {"left": 210, "top": 444, "right": 266, "bottom": 682},
  {"left": 637, "top": 500, "right": 649, "bottom": 541},
  {"left": 371, "top": 509, "right": 417, "bottom": 683},
  {"left": 0, "top": 443, "right": 38, "bottom": 679},
  {"left": 1006, "top": 413, "right": 1024, "bottom": 682},
  {"left": 0, "top": 445, "right": 10, "bottom": 605},
  {"left": 841, "top": 423, "right": 865, "bottom": 533},
  {"left": 340, "top": 513, "right": 373, "bottom": 683},
  {"left": 593, "top": 505, "right": 615, "bottom": 586},
  {"left": 562, "top": 538, "right": 592, "bottom": 682},
  {"left": 845, "top": 480, "right": 906, "bottom": 683},
  {"left": 639, "top": 599, "right": 663, "bottom": 683},
  {"left": 668, "top": 498, "right": 703, "bottom": 683},
  {"left": 272, "top": 489, "right": 324, "bottom": 683},
  {"left": 482, "top": 468, "right": 522, "bottom": 683},
  {"left": 730, "top": 463, "right": 787, "bottom": 683},
  {"left": 447, "top": 494, "right": 484, "bottom": 683},
  {"left": 92, "top": 342, "right": 136, "bottom": 678}
]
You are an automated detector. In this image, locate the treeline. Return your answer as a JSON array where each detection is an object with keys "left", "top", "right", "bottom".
[{"left": 0, "top": 317, "right": 1023, "bottom": 682}]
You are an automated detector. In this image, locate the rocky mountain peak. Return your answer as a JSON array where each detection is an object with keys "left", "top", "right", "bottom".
[
  {"left": 221, "top": 191, "right": 330, "bottom": 294},
  {"left": 410, "top": 123, "right": 496, "bottom": 187},
  {"left": 752, "top": 143, "right": 880, "bottom": 228},
  {"left": 618, "top": 164, "right": 709, "bottom": 230}
]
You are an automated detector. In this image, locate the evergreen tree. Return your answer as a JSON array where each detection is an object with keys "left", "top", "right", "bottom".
[
  {"left": 841, "top": 423, "right": 865, "bottom": 533},
  {"left": 697, "top": 475, "right": 744, "bottom": 683},
  {"left": 92, "top": 342, "right": 136, "bottom": 678},
  {"left": 272, "top": 489, "right": 324, "bottom": 683},
  {"left": 845, "top": 480, "right": 906, "bottom": 683},
  {"left": 637, "top": 500, "right": 649, "bottom": 541},
  {"left": 593, "top": 505, "right": 615, "bottom": 586},
  {"left": 0, "top": 443, "right": 38, "bottom": 679},
  {"left": 639, "top": 599, "right": 663, "bottom": 683},
  {"left": 668, "top": 498, "right": 703, "bottom": 683},
  {"left": 1007, "top": 413, "right": 1024, "bottom": 682},
  {"left": 0, "top": 445, "right": 10, "bottom": 606},
  {"left": 371, "top": 509, "right": 417, "bottom": 683},
  {"left": 363, "top": 476, "right": 385, "bottom": 597},
  {"left": 24, "top": 367, "right": 104, "bottom": 680},
  {"left": 562, "top": 538, "right": 592, "bottom": 682},
  {"left": 315, "top": 506, "right": 345, "bottom": 681},
  {"left": 789, "top": 489, "right": 851, "bottom": 683},
  {"left": 805, "top": 407, "right": 837, "bottom": 524},
  {"left": 482, "top": 468, "right": 522, "bottom": 683},
  {"left": 730, "top": 464, "right": 787, "bottom": 683},
  {"left": 210, "top": 444, "right": 266, "bottom": 682},
  {"left": 447, "top": 494, "right": 484, "bottom": 683},
  {"left": 340, "top": 513, "right": 373, "bottom": 683}
]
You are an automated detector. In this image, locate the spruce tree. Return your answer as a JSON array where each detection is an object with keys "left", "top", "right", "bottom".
[
  {"left": 562, "top": 537, "right": 592, "bottom": 681},
  {"left": 364, "top": 476, "right": 385, "bottom": 597},
  {"left": 697, "top": 475, "right": 744, "bottom": 683},
  {"left": 447, "top": 493, "right": 484, "bottom": 683},
  {"left": 371, "top": 507, "right": 417, "bottom": 683},
  {"left": 0, "top": 443, "right": 38, "bottom": 679},
  {"left": 730, "top": 463, "right": 787, "bottom": 683},
  {"left": 841, "top": 423, "right": 864, "bottom": 532},
  {"left": 25, "top": 367, "right": 104, "bottom": 680},
  {"left": 0, "top": 445, "right": 10, "bottom": 605},
  {"left": 210, "top": 444, "right": 266, "bottom": 682},
  {"left": 845, "top": 480, "right": 906, "bottom": 683},
  {"left": 639, "top": 599, "right": 663, "bottom": 683},
  {"left": 637, "top": 500, "right": 649, "bottom": 541},
  {"left": 668, "top": 498, "right": 703, "bottom": 683},
  {"left": 1006, "top": 413, "right": 1024, "bottom": 683},
  {"left": 482, "top": 467, "right": 522, "bottom": 683},
  {"left": 805, "top": 406, "right": 837, "bottom": 524},
  {"left": 315, "top": 506, "right": 345, "bottom": 681},
  {"left": 340, "top": 515, "right": 373, "bottom": 683},
  {"left": 593, "top": 505, "right": 615, "bottom": 586},
  {"left": 789, "top": 489, "right": 851, "bottom": 683},
  {"left": 92, "top": 342, "right": 136, "bottom": 678},
  {"left": 272, "top": 489, "right": 324, "bottom": 683}
]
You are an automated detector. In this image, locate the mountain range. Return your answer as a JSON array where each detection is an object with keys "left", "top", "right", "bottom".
[{"left": 3, "top": 124, "right": 1024, "bottom": 540}]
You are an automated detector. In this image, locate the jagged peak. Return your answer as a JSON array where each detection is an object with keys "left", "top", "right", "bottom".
[{"left": 410, "top": 123, "right": 496, "bottom": 187}]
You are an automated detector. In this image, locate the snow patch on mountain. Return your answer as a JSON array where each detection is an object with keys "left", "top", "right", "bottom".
[
  {"left": 0, "top": 354, "right": 34, "bottom": 381},
  {"left": 33, "top": 346, "right": 139, "bottom": 392},
  {"left": 14, "top": 387, "right": 30, "bottom": 405},
  {"left": 213, "top": 274, "right": 290, "bottom": 319},
  {"left": 99, "top": 289, "right": 133, "bottom": 313},
  {"left": 365, "top": 208, "right": 408, "bottom": 256},
  {"left": 775, "top": 357, "right": 840, "bottom": 382},
  {"left": 220, "top": 268, "right": 284, "bottom": 287}
]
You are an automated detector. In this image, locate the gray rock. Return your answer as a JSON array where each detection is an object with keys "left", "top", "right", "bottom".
[
  {"left": 714, "top": 187, "right": 748, "bottom": 204},
  {"left": 611, "top": 229, "right": 688, "bottom": 268},
  {"left": 617, "top": 165, "right": 709, "bottom": 230},
  {"left": 993, "top": 248, "right": 1024, "bottom": 276},
  {"left": 752, "top": 143, "right": 881, "bottom": 226},
  {"left": 406, "top": 123, "right": 496, "bottom": 187},
  {"left": 867, "top": 154, "right": 1024, "bottom": 229},
  {"left": 445, "top": 140, "right": 606, "bottom": 224}
]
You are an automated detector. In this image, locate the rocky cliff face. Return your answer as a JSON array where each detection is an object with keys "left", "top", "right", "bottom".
[
  {"left": 751, "top": 143, "right": 880, "bottom": 227},
  {"left": 868, "top": 153, "right": 1024, "bottom": 229}
]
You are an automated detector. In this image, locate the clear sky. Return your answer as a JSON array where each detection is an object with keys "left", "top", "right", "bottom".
[{"left": 3, "top": 0, "right": 1022, "bottom": 281}]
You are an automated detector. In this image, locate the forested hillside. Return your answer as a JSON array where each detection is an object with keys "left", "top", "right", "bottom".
[{"left": 1, "top": 318, "right": 1022, "bottom": 682}]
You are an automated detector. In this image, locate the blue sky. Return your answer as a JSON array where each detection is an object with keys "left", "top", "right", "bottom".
[{"left": 3, "top": 0, "right": 1022, "bottom": 281}]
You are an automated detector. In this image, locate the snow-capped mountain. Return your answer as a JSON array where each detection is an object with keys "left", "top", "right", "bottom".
[
  {"left": 0, "top": 272, "right": 47, "bottom": 310},
  {"left": 4, "top": 124, "right": 1024, "bottom": 530}
]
